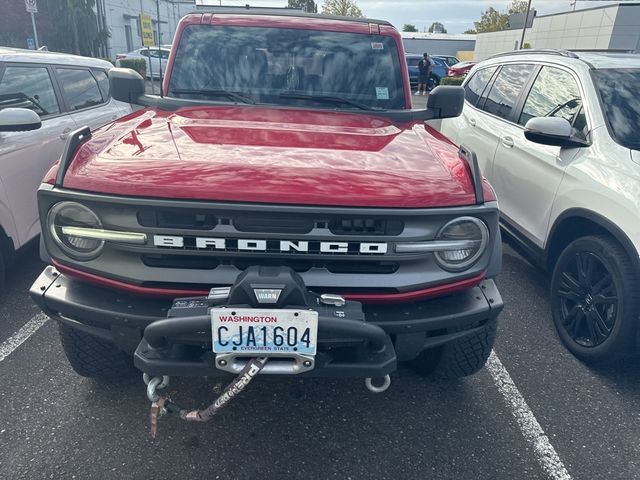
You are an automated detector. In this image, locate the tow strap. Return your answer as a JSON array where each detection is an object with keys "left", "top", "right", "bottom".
[{"left": 148, "top": 357, "right": 268, "bottom": 438}]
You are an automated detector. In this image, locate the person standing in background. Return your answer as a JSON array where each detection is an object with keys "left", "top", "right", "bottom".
[{"left": 415, "top": 52, "right": 432, "bottom": 96}]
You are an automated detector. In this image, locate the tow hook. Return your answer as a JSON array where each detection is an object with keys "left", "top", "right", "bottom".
[
  {"left": 144, "top": 373, "right": 170, "bottom": 402},
  {"left": 365, "top": 374, "right": 391, "bottom": 393},
  {"left": 144, "top": 357, "right": 268, "bottom": 438}
]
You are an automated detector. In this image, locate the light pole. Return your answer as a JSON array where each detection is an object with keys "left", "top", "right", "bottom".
[{"left": 519, "top": 0, "right": 533, "bottom": 49}]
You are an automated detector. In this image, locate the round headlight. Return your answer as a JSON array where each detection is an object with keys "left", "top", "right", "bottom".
[
  {"left": 48, "top": 202, "right": 104, "bottom": 260},
  {"left": 434, "top": 217, "right": 489, "bottom": 271}
]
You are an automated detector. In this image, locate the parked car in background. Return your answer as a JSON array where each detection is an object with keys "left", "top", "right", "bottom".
[
  {"left": 440, "top": 49, "right": 640, "bottom": 363},
  {"left": 448, "top": 61, "right": 476, "bottom": 77},
  {"left": 0, "top": 47, "right": 131, "bottom": 290},
  {"left": 405, "top": 53, "right": 448, "bottom": 89},
  {"left": 115, "top": 46, "right": 170, "bottom": 78},
  {"left": 434, "top": 55, "right": 460, "bottom": 67}
]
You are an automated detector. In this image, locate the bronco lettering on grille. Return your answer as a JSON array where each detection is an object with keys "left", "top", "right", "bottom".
[{"left": 153, "top": 235, "right": 388, "bottom": 255}]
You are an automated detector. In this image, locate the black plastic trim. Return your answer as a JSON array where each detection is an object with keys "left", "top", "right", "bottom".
[
  {"left": 30, "top": 266, "right": 502, "bottom": 352},
  {"left": 546, "top": 208, "right": 640, "bottom": 271},
  {"left": 55, "top": 126, "right": 91, "bottom": 187},
  {"left": 458, "top": 145, "right": 484, "bottom": 205}
]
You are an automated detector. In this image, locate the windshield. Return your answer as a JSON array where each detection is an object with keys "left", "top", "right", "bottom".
[
  {"left": 593, "top": 69, "right": 640, "bottom": 150},
  {"left": 168, "top": 25, "right": 406, "bottom": 110}
]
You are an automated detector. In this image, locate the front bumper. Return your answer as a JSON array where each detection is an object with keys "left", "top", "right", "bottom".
[{"left": 30, "top": 266, "right": 503, "bottom": 378}]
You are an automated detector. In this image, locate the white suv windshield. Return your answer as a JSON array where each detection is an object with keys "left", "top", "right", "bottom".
[
  {"left": 593, "top": 69, "right": 640, "bottom": 150},
  {"left": 168, "top": 25, "right": 406, "bottom": 110}
]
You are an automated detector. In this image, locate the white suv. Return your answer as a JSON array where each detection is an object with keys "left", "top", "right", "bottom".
[
  {"left": 441, "top": 50, "right": 640, "bottom": 362},
  {"left": 0, "top": 48, "right": 131, "bottom": 289}
]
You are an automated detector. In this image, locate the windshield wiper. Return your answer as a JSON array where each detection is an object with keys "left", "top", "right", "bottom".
[
  {"left": 278, "top": 92, "right": 382, "bottom": 111},
  {"left": 171, "top": 89, "right": 255, "bottom": 104}
]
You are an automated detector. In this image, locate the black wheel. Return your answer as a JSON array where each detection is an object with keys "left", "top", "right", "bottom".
[
  {"left": 550, "top": 235, "right": 638, "bottom": 362},
  {"left": 58, "top": 323, "right": 137, "bottom": 380},
  {"left": 409, "top": 318, "right": 497, "bottom": 378}
]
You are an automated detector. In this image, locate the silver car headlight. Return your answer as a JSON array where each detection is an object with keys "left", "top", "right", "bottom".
[
  {"left": 433, "top": 217, "right": 489, "bottom": 271},
  {"left": 48, "top": 201, "right": 104, "bottom": 260}
]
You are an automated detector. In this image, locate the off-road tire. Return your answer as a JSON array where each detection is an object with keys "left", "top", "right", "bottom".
[
  {"left": 409, "top": 318, "right": 497, "bottom": 378},
  {"left": 550, "top": 235, "right": 638, "bottom": 363},
  {"left": 58, "top": 323, "right": 137, "bottom": 380}
]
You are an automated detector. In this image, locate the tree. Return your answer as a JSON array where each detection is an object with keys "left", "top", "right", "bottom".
[
  {"left": 45, "top": 0, "right": 108, "bottom": 56},
  {"left": 0, "top": 0, "right": 106, "bottom": 56},
  {"left": 287, "top": 0, "right": 317, "bottom": 13},
  {"left": 463, "top": 29, "right": 477, "bottom": 34},
  {"left": 402, "top": 24, "right": 418, "bottom": 32},
  {"left": 428, "top": 22, "right": 447, "bottom": 34},
  {"left": 508, "top": 0, "right": 530, "bottom": 14},
  {"left": 473, "top": 7, "right": 509, "bottom": 33},
  {"left": 321, "top": 0, "right": 363, "bottom": 17}
]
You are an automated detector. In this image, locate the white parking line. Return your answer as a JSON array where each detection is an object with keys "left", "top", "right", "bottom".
[
  {"left": 486, "top": 350, "right": 572, "bottom": 480},
  {"left": 0, "top": 313, "right": 49, "bottom": 363}
]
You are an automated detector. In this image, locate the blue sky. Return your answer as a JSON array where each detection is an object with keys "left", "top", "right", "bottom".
[{"left": 218, "top": 0, "right": 617, "bottom": 33}]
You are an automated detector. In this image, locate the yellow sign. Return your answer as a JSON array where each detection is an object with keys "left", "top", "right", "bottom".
[{"left": 140, "top": 14, "right": 154, "bottom": 47}]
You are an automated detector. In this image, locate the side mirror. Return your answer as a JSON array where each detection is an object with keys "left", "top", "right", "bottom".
[
  {"left": 109, "top": 67, "right": 145, "bottom": 104},
  {"left": 524, "top": 117, "right": 588, "bottom": 148},
  {"left": 426, "top": 86, "right": 464, "bottom": 119},
  {"left": 0, "top": 108, "right": 42, "bottom": 132}
]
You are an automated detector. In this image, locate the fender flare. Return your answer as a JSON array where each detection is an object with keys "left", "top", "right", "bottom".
[{"left": 546, "top": 208, "right": 640, "bottom": 271}]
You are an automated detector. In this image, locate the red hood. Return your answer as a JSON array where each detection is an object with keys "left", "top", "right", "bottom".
[{"left": 55, "top": 106, "right": 481, "bottom": 208}]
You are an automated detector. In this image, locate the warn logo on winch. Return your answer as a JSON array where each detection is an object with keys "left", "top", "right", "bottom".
[{"left": 153, "top": 235, "right": 388, "bottom": 255}]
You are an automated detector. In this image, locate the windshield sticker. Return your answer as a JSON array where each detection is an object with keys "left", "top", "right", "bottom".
[
  {"left": 371, "top": 42, "right": 384, "bottom": 50},
  {"left": 376, "top": 87, "right": 389, "bottom": 100}
]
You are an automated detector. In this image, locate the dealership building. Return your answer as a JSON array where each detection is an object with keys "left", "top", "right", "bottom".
[
  {"left": 401, "top": 32, "right": 476, "bottom": 59},
  {"left": 96, "top": 1, "right": 306, "bottom": 59},
  {"left": 95, "top": 0, "right": 194, "bottom": 58},
  {"left": 474, "top": 2, "right": 640, "bottom": 61}
]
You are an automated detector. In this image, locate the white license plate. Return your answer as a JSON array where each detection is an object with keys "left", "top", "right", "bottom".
[{"left": 211, "top": 308, "right": 318, "bottom": 355}]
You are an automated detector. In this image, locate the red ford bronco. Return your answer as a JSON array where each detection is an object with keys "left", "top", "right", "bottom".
[{"left": 29, "top": 10, "right": 502, "bottom": 423}]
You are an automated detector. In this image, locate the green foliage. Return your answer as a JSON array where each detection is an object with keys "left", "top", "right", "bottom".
[
  {"left": 403, "top": 24, "right": 418, "bottom": 32},
  {"left": 509, "top": 0, "right": 530, "bottom": 14},
  {"left": 472, "top": 1, "right": 530, "bottom": 34},
  {"left": 43, "top": 0, "right": 109, "bottom": 56},
  {"left": 439, "top": 76, "right": 465, "bottom": 86},
  {"left": 463, "top": 29, "right": 477, "bottom": 34},
  {"left": 428, "top": 22, "right": 447, "bottom": 34},
  {"left": 119, "top": 58, "right": 146, "bottom": 77},
  {"left": 321, "top": 0, "right": 363, "bottom": 17},
  {"left": 474, "top": 6, "right": 509, "bottom": 33},
  {"left": 287, "top": 0, "right": 317, "bottom": 13},
  {"left": 522, "top": 42, "right": 531, "bottom": 49}
]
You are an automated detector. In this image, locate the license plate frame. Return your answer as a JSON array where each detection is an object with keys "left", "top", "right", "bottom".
[{"left": 211, "top": 308, "right": 318, "bottom": 356}]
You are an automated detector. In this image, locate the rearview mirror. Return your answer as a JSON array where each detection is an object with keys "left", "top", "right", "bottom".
[
  {"left": 524, "top": 117, "right": 588, "bottom": 148},
  {"left": 109, "top": 67, "right": 145, "bottom": 104},
  {"left": 426, "top": 86, "right": 464, "bottom": 119},
  {"left": 0, "top": 108, "right": 42, "bottom": 132}
]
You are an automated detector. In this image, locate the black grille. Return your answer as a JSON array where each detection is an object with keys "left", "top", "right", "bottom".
[
  {"left": 233, "top": 214, "right": 314, "bottom": 234},
  {"left": 138, "top": 209, "right": 217, "bottom": 230},
  {"left": 142, "top": 254, "right": 398, "bottom": 274},
  {"left": 329, "top": 218, "right": 403, "bottom": 235}
]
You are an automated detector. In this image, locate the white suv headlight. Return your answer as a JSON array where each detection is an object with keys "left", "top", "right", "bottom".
[
  {"left": 434, "top": 217, "right": 489, "bottom": 271},
  {"left": 48, "top": 202, "right": 104, "bottom": 260}
]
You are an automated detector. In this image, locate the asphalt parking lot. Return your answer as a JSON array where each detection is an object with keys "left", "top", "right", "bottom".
[{"left": 2, "top": 241, "right": 640, "bottom": 480}]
